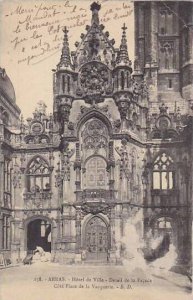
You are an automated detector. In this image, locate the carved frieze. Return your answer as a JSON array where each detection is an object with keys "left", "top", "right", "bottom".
[
  {"left": 78, "top": 62, "right": 112, "bottom": 102},
  {"left": 148, "top": 103, "right": 187, "bottom": 140},
  {"left": 115, "top": 139, "right": 131, "bottom": 180},
  {"left": 80, "top": 201, "right": 113, "bottom": 215},
  {"left": 22, "top": 102, "right": 53, "bottom": 145},
  {"left": 57, "top": 141, "right": 75, "bottom": 182},
  {"left": 82, "top": 118, "right": 108, "bottom": 154}
]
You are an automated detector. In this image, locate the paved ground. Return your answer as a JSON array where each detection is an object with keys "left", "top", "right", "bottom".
[{"left": 0, "top": 262, "right": 192, "bottom": 300}]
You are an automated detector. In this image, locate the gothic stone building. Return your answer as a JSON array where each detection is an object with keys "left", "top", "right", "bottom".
[{"left": 0, "top": 2, "right": 192, "bottom": 269}]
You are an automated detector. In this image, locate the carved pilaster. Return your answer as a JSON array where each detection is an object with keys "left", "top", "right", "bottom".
[
  {"left": 56, "top": 97, "right": 73, "bottom": 134},
  {"left": 115, "top": 139, "right": 131, "bottom": 201},
  {"left": 109, "top": 208, "right": 116, "bottom": 252},
  {"left": 142, "top": 161, "right": 149, "bottom": 206},
  {"left": 74, "top": 143, "right": 81, "bottom": 193},
  {"left": 107, "top": 141, "right": 115, "bottom": 190},
  {"left": 75, "top": 207, "right": 82, "bottom": 254},
  {"left": 58, "top": 141, "right": 75, "bottom": 205}
]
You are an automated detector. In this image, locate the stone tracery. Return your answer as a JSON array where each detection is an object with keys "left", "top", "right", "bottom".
[{"left": 0, "top": 1, "right": 192, "bottom": 270}]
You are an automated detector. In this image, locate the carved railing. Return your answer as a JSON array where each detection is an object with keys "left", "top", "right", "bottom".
[
  {"left": 23, "top": 191, "right": 52, "bottom": 209},
  {"left": 76, "top": 189, "right": 115, "bottom": 203},
  {"left": 151, "top": 189, "right": 180, "bottom": 207},
  {"left": 60, "top": 236, "right": 76, "bottom": 243}
]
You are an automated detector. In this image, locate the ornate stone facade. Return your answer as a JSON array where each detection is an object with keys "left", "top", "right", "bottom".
[{"left": 0, "top": 2, "right": 192, "bottom": 272}]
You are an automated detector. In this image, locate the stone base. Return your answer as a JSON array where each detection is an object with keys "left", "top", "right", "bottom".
[
  {"left": 11, "top": 243, "right": 22, "bottom": 263},
  {"left": 52, "top": 251, "right": 75, "bottom": 264},
  {"left": 74, "top": 253, "right": 82, "bottom": 264}
]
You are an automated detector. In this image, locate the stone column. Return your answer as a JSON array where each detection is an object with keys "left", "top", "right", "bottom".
[
  {"left": 74, "top": 143, "right": 81, "bottom": 201},
  {"left": 150, "top": 2, "right": 158, "bottom": 64},
  {"left": 0, "top": 215, "right": 3, "bottom": 250},
  {"left": 11, "top": 219, "right": 21, "bottom": 263},
  {"left": 109, "top": 208, "right": 117, "bottom": 263},
  {"left": 0, "top": 155, "right": 4, "bottom": 207},
  {"left": 137, "top": 3, "right": 145, "bottom": 69},
  {"left": 51, "top": 219, "right": 59, "bottom": 262},
  {"left": 116, "top": 139, "right": 130, "bottom": 202},
  {"left": 75, "top": 207, "right": 82, "bottom": 254},
  {"left": 62, "top": 153, "right": 69, "bottom": 204},
  {"left": 108, "top": 141, "right": 115, "bottom": 192}
]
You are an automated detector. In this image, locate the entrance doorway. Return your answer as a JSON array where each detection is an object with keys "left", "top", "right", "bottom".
[
  {"left": 85, "top": 216, "right": 108, "bottom": 261},
  {"left": 27, "top": 219, "right": 51, "bottom": 253}
]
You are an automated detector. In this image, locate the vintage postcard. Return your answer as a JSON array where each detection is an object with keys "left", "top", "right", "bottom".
[{"left": 0, "top": 0, "right": 192, "bottom": 300}]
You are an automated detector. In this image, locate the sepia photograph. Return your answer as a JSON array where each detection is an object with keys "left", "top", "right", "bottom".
[{"left": 0, "top": 0, "right": 192, "bottom": 299}]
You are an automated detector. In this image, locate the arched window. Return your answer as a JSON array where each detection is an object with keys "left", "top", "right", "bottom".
[
  {"left": 26, "top": 157, "right": 51, "bottom": 193},
  {"left": 116, "top": 74, "right": 119, "bottom": 89},
  {"left": 121, "top": 71, "right": 125, "bottom": 90},
  {"left": 85, "top": 157, "right": 107, "bottom": 189},
  {"left": 62, "top": 75, "right": 71, "bottom": 93},
  {"left": 153, "top": 153, "right": 174, "bottom": 190},
  {"left": 153, "top": 217, "right": 173, "bottom": 240},
  {"left": 159, "top": 6, "right": 174, "bottom": 35},
  {"left": 82, "top": 119, "right": 108, "bottom": 158},
  {"left": 126, "top": 72, "right": 130, "bottom": 88},
  {"left": 160, "top": 42, "right": 174, "bottom": 69},
  {"left": 183, "top": 28, "right": 189, "bottom": 62},
  {"left": 62, "top": 75, "right": 66, "bottom": 93},
  {"left": 67, "top": 75, "right": 70, "bottom": 93}
]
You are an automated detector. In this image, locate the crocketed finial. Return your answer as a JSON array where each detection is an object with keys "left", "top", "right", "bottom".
[
  {"left": 116, "top": 23, "right": 131, "bottom": 66},
  {"left": 58, "top": 26, "right": 73, "bottom": 70},
  {"left": 90, "top": 2, "right": 101, "bottom": 25}
]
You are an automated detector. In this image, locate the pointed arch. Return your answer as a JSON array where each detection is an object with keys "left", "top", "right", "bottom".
[
  {"left": 121, "top": 71, "right": 125, "bottom": 89},
  {"left": 76, "top": 110, "right": 113, "bottom": 137},
  {"left": 152, "top": 152, "right": 175, "bottom": 190},
  {"left": 24, "top": 215, "right": 52, "bottom": 253},
  {"left": 84, "top": 156, "right": 107, "bottom": 189},
  {"left": 82, "top": 214, "right": 110, "bottom": 261},
  {"left": 26, "top": 156, "right": 51, "bottom": 193}
]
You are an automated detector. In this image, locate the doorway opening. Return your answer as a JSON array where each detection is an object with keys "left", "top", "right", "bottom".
[
  {"left": 85, "top": 216, "right": 108, "bottom": 261},
  {"left": 27, "top": 219, "right": 51, "bottom": 253}
]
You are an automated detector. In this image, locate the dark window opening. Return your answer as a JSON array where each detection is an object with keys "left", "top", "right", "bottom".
[
  {"left": 169, "top": 79, "right": 172, "bottom": 88},
  {"left": 121, "top": 71, "right": 125, "bottom": 90},
  {"left": 62, "top": 75, "right": 66, "bottom": 93},
  {"left": 127, "top": 72, "right": 130, "bottom": 88},
  {"left": 67, "top": 76, "right": 70, "bottom": 93},
  {"left": 26, "top": 157, "right": 51, "bottom": 193},
  {"left": 153, "top": 153, "right": 174, "bottom": 190}
]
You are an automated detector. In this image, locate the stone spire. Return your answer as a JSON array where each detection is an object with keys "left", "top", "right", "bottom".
[
  {"left": 58, "top": 26, "right": 72, "bottom": 70},
  {"left": 116, "top": 23, "right": 131, "bottom": 66},
  {"left": 90, "top": 1, "right": 101, "bottom": 25}
]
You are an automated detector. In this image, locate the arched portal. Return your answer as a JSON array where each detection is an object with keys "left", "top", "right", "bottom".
[
  {"left": 153, "top": 217, "right": 174, "bottom": 241},
  {"left": 149, "top": 216, "right": 176, "bottom": 260},
  {"left": 85, "top": 216, "right": 108, "bottom": 261},
  {"left": 27, "top": 219, "right": 51, "bottom": 253}
]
